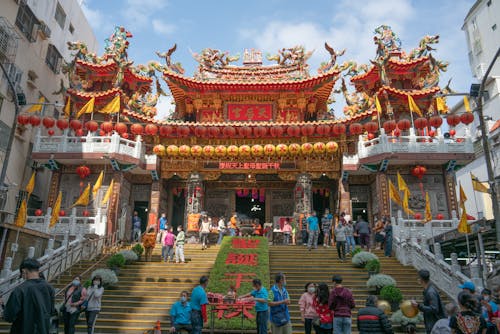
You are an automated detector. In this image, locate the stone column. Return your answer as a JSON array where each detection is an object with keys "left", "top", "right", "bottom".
[
  {"left": 376, "top": 173, "right": 390, "bottom": 218},
  {"left": 294, "top": 173, "right": 312, "bottom": 215},
  {"left": 444, "top": 171, "right": 458, "bottom": 218},
  {"left": 185, "top": 173, "right": 204, "bottom": 230},
  {"left": 106, "top": 173, "right": 123, "bottom": 238},
  {"left": 338, "top": 181, "right": 351, "bottom": 216},
  {"left": 150, "top": 180, "right": 161, "bottom": 228},
  {"left": 46, "top": 170, "right": 62, "bottom": 208}
]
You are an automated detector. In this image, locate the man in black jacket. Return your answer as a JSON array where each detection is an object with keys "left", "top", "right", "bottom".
[
  {"left": 2, "top": 258, "right": 55, "bottom": 334},
  {"left": 357, "top": 295, "right": 393, "bottom": 334},
  {"left": 412, "top": 269, "right": 445, "bottom": 334}
]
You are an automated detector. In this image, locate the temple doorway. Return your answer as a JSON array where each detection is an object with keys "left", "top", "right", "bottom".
[
  {"left": 171, "top": 189, "right": 186, "bottom": 230},
  {"left": 133, "top": 201, "right": 149, "bottom": 233},
  {"left": 235, "top": 191, "right": 266, "bottom": 226},
  {"left": 352, "top": 202, "right": 369, "bottom": 223}
]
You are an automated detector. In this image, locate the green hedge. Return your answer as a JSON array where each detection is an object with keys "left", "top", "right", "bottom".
[{"left": 206, "top": 236, "right": 269, "bottom": 330}]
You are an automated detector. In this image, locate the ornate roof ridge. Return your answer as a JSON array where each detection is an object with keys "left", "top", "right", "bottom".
[
  {"left": 67, "top": 87, "right": 123, "bottom": 99},
  {"left": 350, "top": 56, "right": 430, "bottom": 82},
  {"left": 376, "top": 85, "right": 440, "bottom": 97}
]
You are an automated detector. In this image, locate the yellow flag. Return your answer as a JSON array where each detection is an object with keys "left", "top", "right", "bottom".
[
  {"left": 100, "top": 95, "right": 120, "bottom": 114},
  {"left": 436, "top": 97, "right": 447, "bottom": 114},
  {"left": 101, "top": 179, "right": 114, "bottom": 206},
  {"left": 27, "top": 96, "right": 46, "bottom": 113},
  {"left": 397, "top": 172, "right": 410, "bottom": 195},
  {"left": 71, "top": 184, "right": 90, "bottom": 207},
  {"left": 389, "top": 179, "right": 402, "bottom": 207},
  {"left": 50, "top": 191, "right": 62, "bottom": 228},
  {"left": 76, "top": 97, "right": 95, "bottom": 118},
  {"left": 375, "top": 96, "right": 383, "bottom": 114},
  {"left": 92, "top": 171, "right": 104, "bottom": 197},
  {"left": 471, "top": 173, "right": 489, "bottom": 193},
  {"left": 25, "top": 172, "right": 36, "bottom": 197},
  {"left": 14, "top": 199, "right": 27, "bottom": 227},
  {"left": 64, "top": 97, "right": 71, "bottom": 117},
  {"left": 424, "top": 192, "right": 432, "bottom": 223},
  {"left": 459, "top": 183, "right": 467, "bottom": 204},
  {"left": 457, "top": 201, "right": 471, "bottom": 234},
  {"left": 407, "top": 95, "right": 423, "bottom": 117},
  {"left": 402, "top": 189, "right": 414, "bottom": 215},
  {"left": 463, "top": 96, "right": 471, "bottom": 113}
]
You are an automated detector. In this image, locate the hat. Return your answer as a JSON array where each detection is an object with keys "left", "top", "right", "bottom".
[{"left": 459, "top": 281, "right": 475, "bottom": 292}]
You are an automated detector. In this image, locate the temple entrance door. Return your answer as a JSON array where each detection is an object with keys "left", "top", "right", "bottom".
[
  {"left": 171, "top": 191, "right": 186, "bottom": 230},
  {"left": 352, "top": 202, "right": 369, "bottom": 223},
  {"left": 312, "top": 191, "right": 331, "bottom": 246},
  {"left": 133, "top": 201, "right": 149, "bottom": 233},
  {"left": 235, "top": 193, "right": 265, "bottom": 226}
]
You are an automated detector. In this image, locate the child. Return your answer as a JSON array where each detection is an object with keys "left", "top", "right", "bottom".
[
  {"left": 282, "top": 219, "right": 292, "bottom": 245},
  {"left": 224, "top": 285, "right": 237, "bottom": 304}
]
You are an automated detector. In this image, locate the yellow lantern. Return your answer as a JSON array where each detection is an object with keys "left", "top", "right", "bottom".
[
  {"left": 215, "top": 145, "right": 226, "bottom": 157},
  {"left": 325, "top": 141, "right": 339, "bottom": 153},
  {"left": 239, "top": 145, "right": 251, "bottom": 157},
  {"left": 264, "top": 144, "right": 276, "bottom": 156},
  {"left": 227, "top": 145, "right": 239, "bottom": 157},
  {"left": 288, "top": 143, "right": 301, "bottom": 156},
  {"left": 275, "top": 143, "right": 288, "bottom": 156},
  {"left": 153, "top": 144, "right": 165, "bottom": 156},
  {"left": 313, "top": 142, "right": 325, "bottom": 154},
  {"left": 203, "top": 145, "right": 215, "bottom": 157},
  {"left": 179, "top": 145, "right": 191, "bottom": 157},
  {"left": 301, "top": 142, "right": 313, "bottom": 155},
  {"left": 251, "top": 144, "right": 264, "bottom": 157},
  {"left": 190, "top": 145, "right": 203, "bottom": 157},
  {"left": 166, "top": 145, "right": 179, "bottom": 156}
]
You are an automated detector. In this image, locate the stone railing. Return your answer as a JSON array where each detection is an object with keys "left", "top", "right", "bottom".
[
  {"left": 357, "top": 129, "right": 474, "bottom": 159},
  {"left": 392, "top": 210, "right": 463, "bottom": 242},
  {"left": 25, "top": 207, "right": 107, "bottom": 237}
]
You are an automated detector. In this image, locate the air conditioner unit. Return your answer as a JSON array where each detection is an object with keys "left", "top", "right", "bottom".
[{"left": 38, "top": 21, "right": 51, "bottom": 39}]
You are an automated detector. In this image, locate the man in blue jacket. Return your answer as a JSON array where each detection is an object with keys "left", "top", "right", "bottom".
[
  {"left": 170, "top": 290, "right": 192, "bottom": 333},
  {"left": 268, "top": 273, "right": 292, "bottom": 334}
]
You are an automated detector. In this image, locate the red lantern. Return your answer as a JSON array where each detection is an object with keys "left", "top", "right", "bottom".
[
  {"left": 82, "top": 210, "right": 90, "bottom": 217},
  {"left": 460, "top": 113, "right": 474, "bottom": 125},
  {"left": 449, "top": 129, "right": 456, "bottom": 137},
  {"left": 393, "top": 128, "right": 401, "bottom": 137},
  {"left": 56, "top": 118, "right": 69, "bottom": 130},
  {"left": 411, "top": 165, "right": 427, "bottom": 179},
  {"left": 42, "top": 117, "right": 55, "bottom": 129},
  {"left": 286, "top": 126, "right": 301, "bottom": 137},
  {"left": 17, "top": 114, "right": 30, "bottom": 125},
  {"left": 349, "top": 123, "right": 362, "bottom": 135},
  {"left": 397, "top": 119, "right": 411, "bottom": 131},
  {"left": 316, "top": 124, "right": 330, "bottom": 136},
  {"left": 414, "top": 213, "right": 422, "bottom": 220},
  {"left": 69, "top": 119, "right": 82, "bottom": 131},
  {"left": 383, "top": 120, "right": 397, "bottom": 133},
  {"left": 238, "top": 126, "right": 252, "bottom": 138},
  {"left": 114, "top": 122, "right": 127, "bottom": 134},
  {"left": 429, "top": 130, "right": 436, "bottom": 137},
  {"left": 100, "top": 121, "right": 113, "bottom": 133},
  {"left": 130, "top": 123, "right": 144, "bottom": 135},
  {"left": 75, "top": 129, "right": 84, "bottom": 136},
  {"left": 429, "top": 115, "right": 443, "bottom": 128},
  {"left": 367, "top": 133, "right": 375, "bottom": 140},
  {"left": 270, "top": 126, "right": 284, "bottom": 137},
  {"left": 85, "top": 120, "right": 99, "bottom": 132},
  {"left": 301, "top": 124, "right": 315, "bottom": 137},
  {"left": 29, "top": 115, "right": 41, "bottom": 127},
  {"left": 414, "top": 117, "right": 428, "bottom": 129},
  {"left": 194, "top": 126, "right": 207, "bottom": 138},
  {"left": 47, "top": 129, "right": 55, "bottom": 136},
  {"left": 34, "top": 209, "right": 43, "bottom": 216},
  {"left": 144, "top": 124, "right": 158, "bottom": 135},
  {"left": 76, "top": 165, "right": 91, "bottom": 179},
  {"left": 222, "top": 126, "right": 236, "bottom": 138},
  {"left": 208, "top": 126, "right": 220, "bottom": 138},
  {"left": 121, "top": 132, "right": 129, "bottom": 139},
  {"left": 98, "top": 130, "right": 105, "bottom": 136},
  {"left": 446, "top": 114, "right": 460, "bottom": 127},
  {"left": 332, "top": 123, "right": 346, "bottom": 136},
  {"left": 364, "top": 121, "right": 378, "bottom": 134},
  {"left": 436, "top": 213, "right": 444, "bottom": 220},
  {"left": 160, "top": 125, "right": 174, "bottom": 137},
  {"left": 59, "top": 210, "right": 66, "bottom": 217}
]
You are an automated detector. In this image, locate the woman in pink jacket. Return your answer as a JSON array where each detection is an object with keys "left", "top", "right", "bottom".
[{"left": 298, "top": 282, "right": 319, "bottom": 334}]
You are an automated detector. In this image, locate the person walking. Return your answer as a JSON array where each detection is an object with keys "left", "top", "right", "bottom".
[
  {"left": 301, "top": 214, "right": 309, "bottom": 246},
  {"left": 229, "top": 213, "right": 238, "bottom": 236},
  {"left": 282, "top": 219, "right": 292, "bottom": 245},
  {"left": 269, "top": 273, "right": 292, "bottom": 334},
  {"left": 175, "top": 225, "right": 186, "bottom": 264},
  {"left": 170, "top": 290, "right": 192, "bottom": 333},
  {"left": 412, "top": 269, "right": 445, "bottom": 334},
  {"left": 200, "top": 217, "right": 211, "bottom": 250},
  {"left": 85, "top": 275, "right": 104, "bottom": 334},
  {"left": 142, "top": 226, "right": 157, "bottom": 262},
  {"left": 329, "top": 275, "right": 355, "bottom": 334},
  {"left": 357, "top": 295, "right": 393, "bottom": 334},
  {"left": 157, "top": 212, "right": 168, "bottom": 244},
  {"left": 298, "top": 282, "right": 318, "bottom": 334},
  {"left": 431, "top": 303, "right": 458, "bottom": 334},
  {"left": 131, "top": 211, "right": 142, "bottom": 242},
  {"left": 480, "top": 289, "right": 498, "bottom": 334},
  {"left": 373, "top": 218, "right": 385, "bottom": 250},
  {"left": 62, "top": 275, "right": 87, "bottom": 334},
  {"left": 217, "top": 216, "right": 226, "bottom": 245},
  {"left": 190, "top": 276, "right": 209, "bottom": 334},
  {"left": 321, "top": 209, "right": 333, "bottom": 247},
  {"left": 241, "top": 278, "right": 269, "bottom": 334},
  {"left": 383, "top": 219, "right": 393, "bottom": 257},
  {"left": 314, "top": 283, "right": 334, "bottom": 334},
  {"left": 335, "top": 220, "right": 348, "bottom": 261},
  {"left": 162, "top": 227, "right": 176, "bottom": 262},
  {"left": 450, "top": 291, "right": 487, "bottom": 334},
  {"left": 355, "top": 216, "right": 371, "bottom": 251},
  {"left": 307, "top": 211, "right": 320, "bottom": 251},
  {"left": 2, "top": 258, "right": 55, "bottom": 334},
  {"left": 345, "top": 219, "right": 356, "bottom": 255}
]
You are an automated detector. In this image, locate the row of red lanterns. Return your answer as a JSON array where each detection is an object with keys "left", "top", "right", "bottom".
[
  {"left": 33, "top": 209, "right": 90, "bottom": 217},
  {"left": 414, "top": 213, "right": 445, "bottom": 220}
]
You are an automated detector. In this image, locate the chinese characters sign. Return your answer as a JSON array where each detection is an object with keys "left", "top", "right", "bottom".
[
  {"left": 219, "top": 162, "right": 280, "bottom": 170},
  {"left": 227, "top": 104, "right": 272, "bottom": 121}
]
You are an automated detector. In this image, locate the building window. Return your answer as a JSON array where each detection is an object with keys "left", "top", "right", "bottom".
[
  {"left": 45, "top": 44, "right": 62, "bottom": 73},
  {"left": 493, "top": 24, "right": 497, "bottom": 31},
  {"left": 0, "top": 120, "right": 10, "bottom": 152},
  {"left": 69, "top": 23, "right": 74, "bottom": 34},
  {"left": 54, "top": 3, "right": 66, "bottom": 29},
  {"left": 15, "top": 2, "right": 39, "bottom": 42}
]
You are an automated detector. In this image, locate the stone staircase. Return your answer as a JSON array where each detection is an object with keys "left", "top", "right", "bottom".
[
  {"left": 269, "top": 245, "right": 432, "bottom": 334},
  {"left": 0, "top": 244, "right": 219, "bottom": 333}
]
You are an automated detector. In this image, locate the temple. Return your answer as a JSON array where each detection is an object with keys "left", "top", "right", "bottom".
[{"left": 25, "top": 25, "right": 474, "bottom": 241}]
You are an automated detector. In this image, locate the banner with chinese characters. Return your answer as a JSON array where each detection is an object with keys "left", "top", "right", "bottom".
[
  {"left": 199, "top": 109, "right": 223, "bottom": 122},
  {"left": 227, "top": 104, "right": 273, "bottom": 121}
]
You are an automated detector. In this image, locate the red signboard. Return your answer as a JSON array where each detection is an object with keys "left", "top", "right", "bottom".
[
  {"left": 219, "top": 162, "right": 280, "bottom": 170},
  {"left": 227, "top": 104, "right": 272, "bottom": 121}
]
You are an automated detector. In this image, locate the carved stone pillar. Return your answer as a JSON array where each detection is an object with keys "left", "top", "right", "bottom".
[
  {"left": 106, "top": 173, "right": 123, "bottom": 237},
  {"left": 185, "top": 173, "right": 204, "bottom": 229},
  {"left": 339, "top": 181, "right": 351, "bottom": 216},
  {"left": 444, "top": 171, "right": 458, "bottom": 217},
  {"left": 376, "top": 173, "right": 390, "bottom": 218},
  {"left": 47, "top": 170, "right": 62, "bottom": 208},
  {"left": 294, "top": 173, "right": 312, "bottom": 215}
]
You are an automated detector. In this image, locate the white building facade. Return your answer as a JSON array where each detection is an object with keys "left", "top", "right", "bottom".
[
  {"left": 454, "top": 0, "right": 500, "bottom": 220},
  {"left": 0, "top": 0, "right": 97, "bottom": 216}
]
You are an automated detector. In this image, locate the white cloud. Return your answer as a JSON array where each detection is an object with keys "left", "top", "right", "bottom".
[
  {"left": 81, "top": 1, "right": 105, "bottom": 30},
  {"left": 152, "top": 19, "right": 176, "bottom": 36},
  {"left": 155, "top": 95, "right": 175, "bottom": 120},
  {"left": 122, "top": 0, "right": 169, "bottom": 28}
]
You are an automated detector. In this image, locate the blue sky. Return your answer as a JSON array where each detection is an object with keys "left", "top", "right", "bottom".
[{"left": 81, "top": 0, "right": 475, "bottom": 118}]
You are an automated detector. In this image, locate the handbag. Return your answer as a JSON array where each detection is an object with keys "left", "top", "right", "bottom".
[
  {"left": 270, "top": 305, "right": 289, "bottom": 327},
  {"left": 79, "top": 291, "right": 95, "bottom": 312},
  {"left": 312, "top": 317, "right": 321, "bottom": 327}
]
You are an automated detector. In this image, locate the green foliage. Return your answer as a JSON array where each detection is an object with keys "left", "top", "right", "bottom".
[
  {"left": 206, "top": 237, "right": 269, "bottom": 330},
  {"left": 83, "top": 279, "right": 92, "bottom": 288},
  {"left": 380, "top": 285, "right": 403, "bottom": 303},
  {"left": 390, "top": 310, "right": 423, "bottom": 325},
  {"left": 352, "top": 251, "right": 379, "bottom": 267},
  {"left": 351, "top": 247, "right": 363, "bottom": 255},
  {"left": 106, "top": 253, "right": 126, "bottom": 268},
  {"left": 366, "top": 274, "right": 396, "bottom": 289},
  {"left": 131, "top": 243, "right": 144, "bottom": 257},
  {"left": 365, "top": 259, "right": 381, "bottom": 273}
]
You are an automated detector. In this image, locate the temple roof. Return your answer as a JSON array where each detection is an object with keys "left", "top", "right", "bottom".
[
  {"left": 75, "top": 59, "right": 152, "bottom": 84},
  {"left": 67, "top": 87, "right": 122, "bottom": 103}
]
